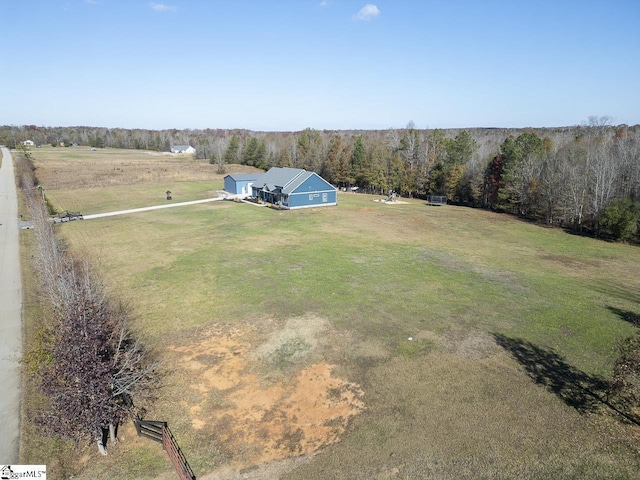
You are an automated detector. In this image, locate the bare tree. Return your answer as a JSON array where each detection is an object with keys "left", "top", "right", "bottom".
[
  {"left": 559, "top": 143, "right": 589, "bottom": 230},
  {"left": 18, "top": 153, "right": 158, "bottom": 455},
  {"left": 211, "top": 137, "right": 228, "bottom": 173},
  {"left": 387, "top": 128, "right": 402, "bottom": 152},
  {"left": 589, "top": 135, "right": 619, "bottom": 232},
  {"left": 32, "top": 240, "right": 159, "bottom": 455},
  {"left": 538, "top": 152, "right": 565, "bottom": 224},
  {"left": 614, "top": 127, "right": 640, "bottom": 200}
]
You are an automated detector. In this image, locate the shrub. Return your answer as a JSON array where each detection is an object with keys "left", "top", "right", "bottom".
[
  {"left": 611, "top": 332, "right": 640, "bottom": 408},
  {"left": 599, "top": 198, "right": 640, "bottom": 241}
]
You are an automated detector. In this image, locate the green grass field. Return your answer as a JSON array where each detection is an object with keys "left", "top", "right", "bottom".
[{"left": 20, "top": 148, "right": 640, "bottom": 479}]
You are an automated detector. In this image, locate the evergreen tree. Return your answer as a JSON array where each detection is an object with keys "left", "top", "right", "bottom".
[
  {"left": 497, "top": 132, "right": 543, "bottom": 213},
  {"left": 324, "top": 136, "right": 346, "bottom": 185},
  {"left": 224, "top": 136, "right": 239, "bottom": 164},
  {"left": 254, "top": 139, "right": 267, "bottom": 169},
  {"left": 388, "top": 151, "right": 405, "bottom": 193},
  {"left": 297, "top": 128, "right": 323, "bottom": 171},
  {"left": 351, "top": 136, "right": 366, "bottom": 185},
  {"left": 599, "top": 198, "right": 640, "bottom": 241},
  {"left": 445, "top": 130, "right": 477, "bottom": 166},
  {"left": 242, "top": 137, "right": 258, "bottom": 166}
]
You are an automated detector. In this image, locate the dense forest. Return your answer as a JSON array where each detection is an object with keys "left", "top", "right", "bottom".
[{"left": 3, "top": 118, "right": 639, "bottom": 241}]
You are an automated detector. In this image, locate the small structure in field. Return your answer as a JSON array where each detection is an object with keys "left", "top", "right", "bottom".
[
  {"left": 23, "top": 140, "right": 35, "bottom": 146},
  {"left": 250, "top": 167, "right": 337, "bottom": 209},
  {"left": 223, "top": 173, "right": 261, "bottom": 196},
  {"left": 383, "top": 191, "right": 398, "bottom": 203},
  {"left": 170, "top": 145, "right": 196, "bottom": 154},
  {"left": 166, "top": 190, "right": 172, "bottom": 200},
  {"left": 426, "top": 195, "right": 447, "bottom": 206}
]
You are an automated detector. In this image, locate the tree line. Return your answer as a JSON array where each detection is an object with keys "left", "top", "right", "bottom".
[
  {"left": 4, "top": 117, "right": 639, "bottom": 240},
  {"left": 18, "top": 147, "right": 158, "bottom": 455}
]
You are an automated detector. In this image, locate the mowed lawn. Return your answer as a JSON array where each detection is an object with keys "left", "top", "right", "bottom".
[{"left": 23, "top": 147, "right": 640, "bottom": 479}]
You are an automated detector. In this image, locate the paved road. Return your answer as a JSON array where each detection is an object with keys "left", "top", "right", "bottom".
[{"left": 0, "top": 147, "right": 22, "bottom": 463}]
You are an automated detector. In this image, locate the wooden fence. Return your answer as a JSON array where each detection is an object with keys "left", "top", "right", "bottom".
[{"left": 134, "top": 420, "right": 196, "bottom": 480}]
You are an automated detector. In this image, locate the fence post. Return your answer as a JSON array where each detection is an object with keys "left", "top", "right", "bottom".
[
  {"left": 162, "top": 424, "right": 196, "bottom": 480},
  {"left": 134, "top": 420, "right": 195, "bottom": 479}
]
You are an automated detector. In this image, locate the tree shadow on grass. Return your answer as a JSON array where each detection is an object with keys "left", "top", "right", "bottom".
[
  {"left": 608, "top": 306, "right": 640, "bottom": 327},
  {"left": 593, "top": 284, "right": 640, "bottom": 306},
  {"left": 492, "top": 333, "right": 640, "bottom": 426}
]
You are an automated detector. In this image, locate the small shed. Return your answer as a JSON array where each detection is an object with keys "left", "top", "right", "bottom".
[
  {"left": 224, "top": 173, "right": 261, "bottom": 196},
  {"left": 251, "top": 167, "right": 337, "bottom": 209}
]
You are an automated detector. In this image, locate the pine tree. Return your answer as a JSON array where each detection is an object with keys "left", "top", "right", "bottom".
[{"left": 224, "top": 136, "right": 239, "bottom": 164}]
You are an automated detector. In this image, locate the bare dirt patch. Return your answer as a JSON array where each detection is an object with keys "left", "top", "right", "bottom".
[
  {"left": 539, "top": 253, "right": 601, "bottom": 271},
  {"left": 372, "top": 199, "right": 409, "bottom": 204},
  {"left": 167, "top": 319, "right": 364, "bottom": 476}
]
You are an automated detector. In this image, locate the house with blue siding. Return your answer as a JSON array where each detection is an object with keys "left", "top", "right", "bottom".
[
  {"left": 223, "top": 173, "right": 261, "bottom": 196},
  {"left": 250, "top": 167, "right": 337, "bottom": 209}
]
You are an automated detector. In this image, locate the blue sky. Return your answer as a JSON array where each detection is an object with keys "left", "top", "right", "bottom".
[{"left": 1, "top": 0, "right": 639, "bottom": 131}]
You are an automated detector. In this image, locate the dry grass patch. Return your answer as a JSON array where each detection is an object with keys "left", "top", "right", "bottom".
[
  {"left": 438, "top": 328, "right": 501, "bottom": 359},
  {"left": 29, "top": 146, "right": 262, "bottom": 214},
  {"left": 31, "top": 146, "right": 259, "bottom": 190},
  {"left": 252, "top": 315, "right": 329, "bottom": 367}
]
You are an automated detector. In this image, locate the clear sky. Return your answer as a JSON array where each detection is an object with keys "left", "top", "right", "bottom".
[{"left": 1, "top": 0, "right": 639, "bottom": 131}]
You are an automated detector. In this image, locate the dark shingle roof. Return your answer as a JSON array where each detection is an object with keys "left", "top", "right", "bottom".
[{"left": 254, "top": 167, "right": 306, "bottom": 192}]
